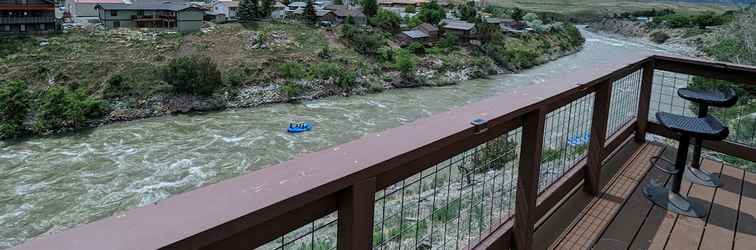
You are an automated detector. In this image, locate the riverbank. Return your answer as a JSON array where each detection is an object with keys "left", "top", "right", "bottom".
[{"left": 0, "top": 21, "right": 584, "bottom": 140}]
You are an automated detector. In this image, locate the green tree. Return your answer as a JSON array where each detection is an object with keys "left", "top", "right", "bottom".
[
  {"left": 394, "top": 49, "right": 416, "bottom": 79},
  {"left": 239, "top": 0, "right": 259, "bottom": 22},
  {"left": 362, "top": 0, "right": 378, "bottom": 17},
  {"left": 405, "top": 5, "right": 416, "bottom": 13},
  {"left": 36, "top": 85, "right": 103, "bottom": 130},
  {"left": 369, "top": 9, "right": 401, "bottom": 32},
  {"left": 162, "top": 55, "right": 223, "bottom": 96},
  {"left": 0, "top": 80, "right": 28, "bottom": 138},
  {"left": 260, "top": 0, "right": 273, "bottom": 17},
  {"left": 511, "top": 7, "right": 524, "bottom": 21},
  {"left": 304, "top": 0, "right": 317, "bottom": 24},
  {"left": 334, "top": 0, "right": 343, "bottom": 4},
  {"left": 458, "top": 1, "right": 477, "bottom": 22},
  {"left": 416, "top": 0, "right": 445, "bottom": 24}
]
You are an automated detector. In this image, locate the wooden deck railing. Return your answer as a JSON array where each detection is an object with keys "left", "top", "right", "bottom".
[{"left": 10, "top": 54, "right": 756, "bottom": 250}]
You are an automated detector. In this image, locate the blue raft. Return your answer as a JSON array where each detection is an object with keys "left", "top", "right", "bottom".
[{"left": 287, "top": 122, "right": 312, "bottom": 133}]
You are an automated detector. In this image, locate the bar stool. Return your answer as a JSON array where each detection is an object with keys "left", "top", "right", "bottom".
[
  {"left": 643, "top": 112, "right": 728, "bottom": 217},
  {"left": 678, "top": 88, "right": 737, "bottom": 187}
]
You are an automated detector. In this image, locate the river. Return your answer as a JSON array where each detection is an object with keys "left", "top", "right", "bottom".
[{"left": 0, "top": 28, "right": 673, "bottom": 249}]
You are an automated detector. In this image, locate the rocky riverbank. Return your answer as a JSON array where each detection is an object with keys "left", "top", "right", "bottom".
[{"left": 586, "top": 18, "right": 708, "bottom": 58}]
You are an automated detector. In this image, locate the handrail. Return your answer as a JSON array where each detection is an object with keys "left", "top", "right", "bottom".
[{"left": 10, "top": 54, "right": 756, "bottom": 250}]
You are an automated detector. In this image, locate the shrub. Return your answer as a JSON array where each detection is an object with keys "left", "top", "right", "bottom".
[
  {"left": 224, "top": 65, "right": 257, "bottom": 86},
  {"left": 340, "top": 25, "right": 385, "bottom": 55},
  {"left": 511, "top": 7, "right": 524, "bottom": 21},
  {"left": 407, "top": 42, "right": 425, "bottom": 55},
  {"left": 104, "top": 73, "right": 129, "bottom": 98},
  {"left": 0, "top": 80, "right": 28, "bottom": 138},
  {"left": 314, "top": 63, "right": 341, "bottom": 79},
  {"left": 438, "top": 33, "right": 459, "bottom": 48},
  {"left": 36, "top": 85, "right": 103, "bottom": 130},
  {"left": 394, "top": 49, "right": 416, "bottom": 78},
  {"left": 278, "top": 62, "right": 307, "bottom": 79},
  {"left": 415, "top": 0, "right": 446, "bottom": 24},
  {"left": 318, "top": 46, "right": 332, "bottom": 59},
  {"left": 281, "top": 82, "right": 302, "bottom": 97},
  {"left": 405, "top": 5, "right": 416, "bottom": 13},
  {"left": 369, "top": 9, "right": 401, "bottom": 33},
  {"left": 650, "top": 31, "right": 670, "bottom": 44},
  {"left": 336, "top": 71, "right": 357, "bottom": 89},
  {"left": 523, "top": 13, "right": 539, "bottom": 23},
  {"left": 377, "top": 47, "right": 395, "bottom": 63},
  {"left": 163, "top": 55, "right": 222, "bottom": 96}
]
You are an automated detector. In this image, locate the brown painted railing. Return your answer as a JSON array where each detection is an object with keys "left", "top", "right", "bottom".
[
  {"left": 10, "top": 54, "right": 756, "bottom": 250},
  {"left": 0, "top": 16, "right": 55, "bottom": 24}
]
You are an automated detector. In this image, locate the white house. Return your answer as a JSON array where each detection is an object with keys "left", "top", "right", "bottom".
[
  {"left": 213, "top": 0, "right": 239, "bottom": 18},
  {"left": 66, "top": 0, "right": 123, "bottom": 18}
]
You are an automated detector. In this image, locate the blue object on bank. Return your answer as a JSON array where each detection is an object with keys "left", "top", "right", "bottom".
[
  {"left": 567, "top": 132, "right": 591, "bottom": 146},
  {"left": 287, "top": 122, "right": 312, "bottom": 133}
]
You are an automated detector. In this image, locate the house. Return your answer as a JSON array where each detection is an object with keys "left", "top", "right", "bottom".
[
  {"left": 66, "top": 0, "right": 123, "bottom": 18},
  {"left": 332, "top": 7, "right": 364, "bottom": 25},
  {"left": 0, "top": 0, "right": 59, "bottom": 33},
  {"left": 415, "top": 22, "right": 437, "bottom": 39},
  {"left": 271, "top": 1, "right": 286, "bottom": 19},
  {"left": 396, "top": 22, "right": 436, "bottom": 46},
  {"left": 397, "top": 29, "right": 428, "bottom": 46},
  {"left": 212, "top": 0, "right": 238, "bottom": 19},
  {"left": 378, "top": 0, "right": 427, "bottom": 8},
  {"left": 315, "top": 9, "right": 335, "bottom": 23},
  {"left": 287, "top": 1, "right": 306, "bottom": 12},
  {"left": 95, "top": 0, "right": 205, "bottom": 33},
  {"left": 323, "top": 3, "right": 343, "bottom": 10},
  {"left": 441, "top": 19, "right": 475, "bottom": 39}
]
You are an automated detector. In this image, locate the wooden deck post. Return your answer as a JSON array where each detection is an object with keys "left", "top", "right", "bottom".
[
  {"left": 337, "top": 177, "right": 376, "bottom": 250},
  {"left": 585, "top": 80, "right": 612, "bottom": 195},
  {"left": 635, "top": 61, "right": 655, "bottom": 142},
  {"left": 514, "top": 109, "right": 546, "bottom": 250}
]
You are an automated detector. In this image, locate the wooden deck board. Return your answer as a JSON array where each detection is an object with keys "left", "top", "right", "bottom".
[
  {"left": 734, "top": 171, "right": 756, "bottom": 250},
  {"left": 664, "top": 160, "right": 723, "bottom": 250},
  {"left": 700, "top": 164, "right": 744, "bottom": 250},
  {"left": 549, "top": 142, "right": 756, "bottom": 250}
]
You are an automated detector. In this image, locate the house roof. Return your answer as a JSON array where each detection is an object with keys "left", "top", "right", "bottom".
[
  {"left": 333, "top": 8, "right": 364, "bottom": 18},
  {"left": 401, "top": 30, "right": 429, "bottom": 39},
  {"left": 323, "top": 4, "right": 344, "bottom": 10},
  {"left": 74, "top": 0, "right": 123, "bottom": 4},
  {"left": 315, "top": 9, "right": 331, "bottom": 17},
  {"left": 95, "top": 0, "right": 199, "bottom": 11},
  {"left": 416, "top": 23, "right": 437, "bottom": 32},
  {"left": 220, "top": 0, "right": 239, "bottom": 8},
  {"left": 378, "top": 0, "right": 427, "bottom": 5},
  {"left": 288, "top": 1, "right": 307, "bottom": 7},
  {"left": 442, "top": 20, "right": 475, "bottom": 30}
]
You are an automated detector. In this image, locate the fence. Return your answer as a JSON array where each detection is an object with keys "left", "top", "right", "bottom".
[{"left": 10, "top": 55, "right": 756, "bottom": 250}]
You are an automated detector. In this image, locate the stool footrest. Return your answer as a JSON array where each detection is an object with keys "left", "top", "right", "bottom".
[{"left": 650, "top": 156, "right": 679, "bottom": 175}]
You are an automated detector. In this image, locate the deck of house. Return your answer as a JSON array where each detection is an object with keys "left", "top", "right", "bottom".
[{"left": 545, "top": 142, "right": 756, "bottom": 250}]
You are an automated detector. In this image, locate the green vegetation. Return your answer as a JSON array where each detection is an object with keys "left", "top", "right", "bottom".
[
  {"left": 362, "top": 0, "right": 379, "bottom": 17},
  {"left": 305, "top": 0, "right": 317, "bottom": 24},
  {"left": 282, "top": 82, "right": 303, "bottom": 97},
  {"left": 238, "top": 0, "right": 258, "bottom": 22},
  {"left": 369, "top": 9, "right": 402, "bottom": 33},
  {"left": 0, "top": 80, "right": 28, "bottom": 139},
  {"left": 650, "top": 31, "right": 670, "bottom": 44},
  {"left": 412, "top": 0, "right": 446, "bottom": 25},
  {"left": 651, "top": 11, "right": 730, "bottom": 29},
  {"left": 163, "top": 55, "right": 223, "bottom": 96},
  {"left": 394, "top": 49, "right": 417, "bottom": 79},
  {"left": 35, "top": 85, "right": 103, "bottom": 130},
  {"left": 340, "top": 25, "right": 385, "bottom": 55},
  {"left": 278, "top": 62, "right": 308, "bottom": 79}
]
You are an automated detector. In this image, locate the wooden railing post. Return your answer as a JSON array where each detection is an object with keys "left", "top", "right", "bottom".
[
  {"left": 337, "top": 177, "right": 376, "bottom": 250},
  {"left": 585, "top": 80, "right": 612, "bottom": 195},
  {"left": 636, "top": 60, "right": 655, "bottom": 142},
  {"left": 513, "top": 109, "right": 546, "bottom": 250}
]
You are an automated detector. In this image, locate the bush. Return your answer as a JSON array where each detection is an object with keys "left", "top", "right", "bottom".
[
  {"left": 281, "top": 82, "right": 302, "bottom": 97},
  {"left": 340, "top": 25, "right": 385, "bottom": 55},
  {"left": 438, "top": 33, "right": 459, "bottom": 48},
  {"left": 336, "top": 71, "right": 357, "bottom": 89},
  {"left": 224, "top": 65, "right": 257, "bottom": 86},
  {"left": 523, "top": 13, "right": 539, "bottom": 23},
  {"left": 36, "top": 85, "right": 103, "bottom": 130},
  {"left": 650, "top": 31, "right": 670, "bottom": 44},
  {"left": 394, "top": 49, "right": 416, "bottom": 78},
  {"left": 163, "top": 55, "right": 222, "bottom": 96},
  {"left": 407, "top": 42, "right": 425, "bottom": 55},
  {"left": 318, "top": 46, "right": 332, "bottom": 59},
  {"left": 0, "top": 80, "right": 28, "bottom": 138},
  {"left": 314, "top": 63, "right": 341, "bottom": 79},
  {"left": 369, "top": 9, "right": 401, "bottom": 33},
  {"left": 415, "top": 0, "right": 446, "bottom": 24},
  {"left": 377, "top": 47, "right": 395, "bottom": 63},
  {"left": 405, "top": 5, "right": 416, "bottom": 13},
  {"left": 104, "top": 73, "right": 130, "bottom": 98},
  {"left": 278, "top": 62, "right": 307, "bottom": 79}
]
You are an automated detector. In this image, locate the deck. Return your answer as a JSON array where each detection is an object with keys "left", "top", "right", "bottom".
[{"left": 549, "top": 142, "right": 756, "bottom": 250}]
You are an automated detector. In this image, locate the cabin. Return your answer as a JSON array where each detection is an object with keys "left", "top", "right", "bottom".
[
  {"left": 95, "top": 0, "right": 204, "bottom": 33},
  {"left": 212, "top": 0, "right": 238, "bottom": 19},
  {"left": 66, "top": 0, "right": 123, "bottom": 18},
  {"left": 441, "top": 19, "right": 476, "bottom": 39},
  {"left": 397, "top": 29, "right": 429, "bottom": 46},
  {"left": 415, "top": 22, "right": 437, "bottom": 39},
  {"left": 332, "top": 7, "right": 365, "bottom": 25},
  {"left": 0, "top": 0, "right": 59, "bottom": 33}
]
